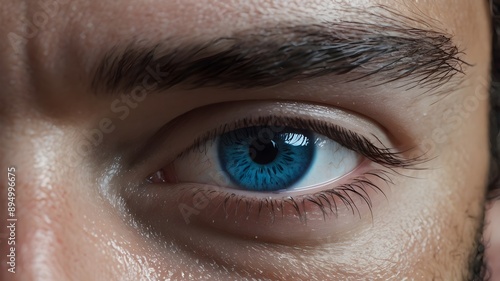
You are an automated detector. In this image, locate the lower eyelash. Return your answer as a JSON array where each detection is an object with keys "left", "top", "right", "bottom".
[{"left": 184, "top": 169, "right": 394, "bottom": 224}]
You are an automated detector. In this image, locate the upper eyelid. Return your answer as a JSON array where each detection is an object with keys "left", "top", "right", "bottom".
[
  {"left": 126, "top": 101, "right": 364, "bottom": 166},
  {"left": 124, "top": 101, "right": 421, "bottom": 179}
]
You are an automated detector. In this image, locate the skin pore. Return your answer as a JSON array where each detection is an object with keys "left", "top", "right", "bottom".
[{"left": 0, "top": 0, "right": 494, "bottom": 280}]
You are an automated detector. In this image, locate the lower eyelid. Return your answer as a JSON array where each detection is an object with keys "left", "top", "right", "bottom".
[{"left": 128, "top": 163, "right": 393, "bottom": 245}]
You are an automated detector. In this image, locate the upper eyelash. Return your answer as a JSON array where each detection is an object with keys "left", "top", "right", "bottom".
[{"left": 178, "top": 115, "right": 425, "bottom": 169}]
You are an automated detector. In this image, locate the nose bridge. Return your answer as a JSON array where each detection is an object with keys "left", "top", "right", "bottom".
[
  {"left": 0, "top": 124, "right": 122, "bottom": 281},
  {"left": 14, "top": 159, "right": 75, "bottom": 281},
  {"left": 0, "top": 1, "right": 109, "bottom": 279},
  {"left": 0, "top": 177, "right": 72, "bottom": 281},
  {"left": 0, "top": 115, "right": 88, "bottom": 281}
]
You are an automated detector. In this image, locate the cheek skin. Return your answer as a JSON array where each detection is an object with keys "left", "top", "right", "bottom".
[
  {"left": 5, "top": 133, "right": 165, "bottom": 281},
  {"left": 394, "top": 59, "right": 491, "bottom": 279},
  {"left": 485, "top": 201, "right": 500, "bottom": 278},
  {"left": 413, "top": 94, "right": 490, "bottom": 278}
]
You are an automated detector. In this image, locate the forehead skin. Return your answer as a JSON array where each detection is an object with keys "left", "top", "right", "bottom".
[
  {"left": 0, "top": 0, "right": 490, "bottom": 123},
  {"left": 0, "top": 0, "right": 492, "bottom": 281}
]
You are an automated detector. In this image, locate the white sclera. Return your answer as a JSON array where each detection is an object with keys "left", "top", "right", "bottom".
[
  {"left": 173, "top": 132, "right": 362, "bottom": 191},
  {"left": 287, "top": 133, "right": 362, "bottom": 190}
]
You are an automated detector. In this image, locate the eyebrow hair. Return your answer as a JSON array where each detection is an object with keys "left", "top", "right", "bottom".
[{"left": 90, "top": 17, "right": 467, "bottom": 96}]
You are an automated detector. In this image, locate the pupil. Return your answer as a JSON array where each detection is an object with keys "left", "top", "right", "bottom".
[
  {"left": 218, "top": 126, "right": 315, "bottom": 191},
  {"left": 250, "top": 140, "right": 279, "bottom": 165}
]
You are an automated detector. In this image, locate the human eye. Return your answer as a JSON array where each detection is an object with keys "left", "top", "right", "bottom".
[
  {"left": 151, "top": 121, "right": 363, "bottom": 190},
  {"left": 125, "top": 102, "right": 421, "bottom": 245},
  {"left": 171, "top": 124, "right": 362, "bottom": 191}
]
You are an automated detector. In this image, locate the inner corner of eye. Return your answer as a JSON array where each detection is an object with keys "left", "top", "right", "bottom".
[{"left": 147, "top": 164, "right": 177, "bottom": 184}]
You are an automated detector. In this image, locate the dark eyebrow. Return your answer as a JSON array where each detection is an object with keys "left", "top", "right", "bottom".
[{"left": 90, "top": 20, "right": 467, "bottom": 96}]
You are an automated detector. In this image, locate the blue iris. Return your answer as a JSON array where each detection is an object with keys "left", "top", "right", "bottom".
[{"left": 217, "top": 126, "right": 315, "bottom": 191}]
